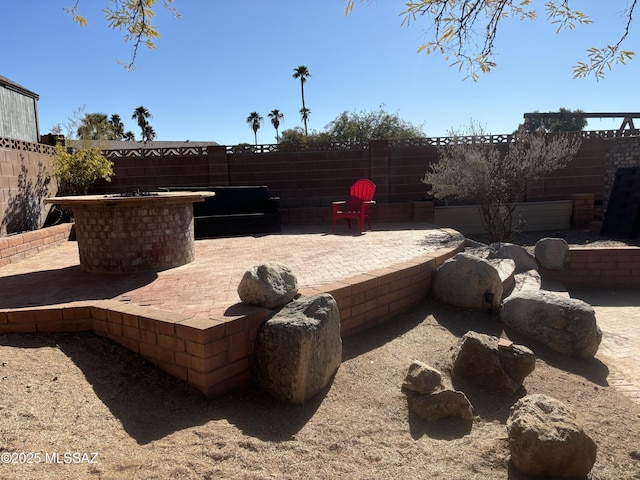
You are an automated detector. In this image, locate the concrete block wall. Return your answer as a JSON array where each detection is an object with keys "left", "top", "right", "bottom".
[
  {"left": 603, "top": 136, "right": 640, "bottom": 212},
  {"left": 2, "top": 132, "right": 635, "bottom": 238},
  {"left": 569, "top": 193, "right": 596, "bottom": 229},
  {"left": 533, "top": 138, "right": 607, "bottom": 201},
  {"left": 88, "top": 136, "right": 612, "bottom": 217},
  {"left": 0, "top": 139, "right": 56, "bottom": 236},
  {"left": 93, "top": 147, "right": 225, "bottom": 194},
  {"left": 281, "top": 201, "right": 436, "bottom": 226}
]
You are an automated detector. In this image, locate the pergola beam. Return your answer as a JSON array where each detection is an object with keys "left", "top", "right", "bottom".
[{"left": 523, "top": 112, "right": 640, "bottom": 133}]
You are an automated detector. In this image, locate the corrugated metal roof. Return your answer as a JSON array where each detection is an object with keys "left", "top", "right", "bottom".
[{"left": 0, "top": 75, "right": 39, "bottom": 100}]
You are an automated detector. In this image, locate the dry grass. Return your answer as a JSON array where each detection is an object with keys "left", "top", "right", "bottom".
[{"left": 1, "top": 298, "right": 640, "bottom": 479}]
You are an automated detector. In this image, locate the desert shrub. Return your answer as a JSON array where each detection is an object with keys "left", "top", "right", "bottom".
[{"left": 423, "top": 124, "right": 582, "bottom": 242}]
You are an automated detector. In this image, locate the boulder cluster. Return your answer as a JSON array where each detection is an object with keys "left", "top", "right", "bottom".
[
  {"left": 424, "top": 236, "right": 601, "bottom": 476},
  {"left": 433, "top": 237, "right": 602, "bottom": 359},
  {"left": 237, "top": 262, "right": 342, "bottom": 405},
  {"left": 404, "top": 340, "right": 597, "bottom": 477},
  {"left": 402, "top": 360, "right": 473, "bottom": 422},
  {"left": 238, "top": 237, "right": 601, "bottom": 477}
]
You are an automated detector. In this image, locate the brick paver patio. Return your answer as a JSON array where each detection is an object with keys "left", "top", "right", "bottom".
[
  {"left": 0, "top": 223, "right": 637, "bottom": 403},
  {"left": 572, "top": 290, "right": 640, "bottom": 405},
  {"left": 0, "top": 223, "right": 461, "bottom": 319}
]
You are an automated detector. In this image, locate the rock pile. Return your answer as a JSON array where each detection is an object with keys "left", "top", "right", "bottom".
[
  {"left": 402, "top": 360, "right": 473, "bottom": 422},
  {"left": 432, "top": 237, "right": 602, "bottom": 358},
  {"left": 451, "top": 331, "right": 536, "bottom": 397}
]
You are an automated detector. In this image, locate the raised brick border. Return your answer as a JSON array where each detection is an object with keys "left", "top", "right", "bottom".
[
  {"left": 0, "top": 238, "right": 463, "bottom": 398},
  {"left": 0, "top": 224, "right": 73, "bottom": 267},
  {"left": 542, "top": 247, "right": 640, "bottom": 289}
]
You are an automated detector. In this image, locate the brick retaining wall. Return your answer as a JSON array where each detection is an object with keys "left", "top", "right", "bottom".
[
  {"left": 0, "top": 223, "right": 72, "bottom": 267},
  {"left": 542, "top": 247, "right": 640, "bottom": 289},
  {"left": 2, "top": 229, "right": 637, "bottom": 397},
  {"left": 0, "top": 238, "right": 463, "bottom": 398}
]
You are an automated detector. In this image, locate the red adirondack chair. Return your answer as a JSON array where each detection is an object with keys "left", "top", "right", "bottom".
[{"left": 332, "top": 179, "right": 376, "bottom": 233}]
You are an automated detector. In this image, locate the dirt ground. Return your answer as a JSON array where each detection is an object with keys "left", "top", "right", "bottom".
[{"left": 1, "top": 231, "right": 640, "bottom": 479}]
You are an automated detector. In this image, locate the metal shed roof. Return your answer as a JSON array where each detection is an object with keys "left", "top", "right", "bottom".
[{"left": 0, "top": 75, "right": 39, "bottom": 100}]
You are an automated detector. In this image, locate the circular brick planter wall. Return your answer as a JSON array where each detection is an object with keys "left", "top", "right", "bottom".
[
  {"left": 45, "top": 193, "right": 213, "bottom": 273},
  {"left": 73, "top": 202, "right": 194, "bottom": 272}
]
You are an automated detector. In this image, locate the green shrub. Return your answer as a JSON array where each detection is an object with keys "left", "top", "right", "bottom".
[{"left": 52, "top": 143, "right": 114, "bottom": 195}]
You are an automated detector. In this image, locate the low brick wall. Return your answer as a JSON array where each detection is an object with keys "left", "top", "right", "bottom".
[
  {"left": 542, "top": 247, "right": 640, "bottom": 289},
  {"left": 303, "top": 241, "right": 462, "bottom": 337},
  {"left": 0, "top": 238, "right": 463, "bottom": 398},
  {"left": 281, "top": 201, "right": 435, "bottom": 226},
  {"left": 0, "top": 223, "right": 73, "bottom": 267},
  {"left": 283, "top": 195, "right": 592, "bottom": 230}
]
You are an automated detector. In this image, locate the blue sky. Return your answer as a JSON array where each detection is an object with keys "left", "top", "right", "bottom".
[{"left": 3, "top": 1, "right": 640, "bottom": 145}]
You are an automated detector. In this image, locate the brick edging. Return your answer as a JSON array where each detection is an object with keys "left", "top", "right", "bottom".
[
  {"left": 0, "top": 224, "right": 74, "bottom": 267},
  {"left": 542, "top": 246, "right": 640, "bottom": 289}
]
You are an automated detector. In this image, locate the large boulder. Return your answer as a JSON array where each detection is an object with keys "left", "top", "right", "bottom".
[
  {"left": 237, "top": 262, "right": 299, "bottom": 309},
  {"left": 501, "top": 291, "right": 602, "bottom": 358},
  {"left": 252, "top": 294, "right": 342, "bottom": 404},
  {"left": 451, "top": 331, "right": 536, "bottom": 397},
  {"left": 535, "top": 237, "right": 569, "bottom": 270},
  {"left": 432, "top": 253, "right": 503, "bottom": 311},
  {"left": 489, "top": 242, "right": 539, "bottom": 273},
  {"left": 507, "top": 394, "right": 597, "bottom": 478},
  {"left": 407, "top": 389, "right": 474, "bottom": 422}
]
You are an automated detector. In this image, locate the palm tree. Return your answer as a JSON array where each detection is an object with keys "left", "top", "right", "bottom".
[
  {"left": 142, "top": 124, "right": 156, "bottom": 142},
  {"left": 299, "top": 107, "right": 311, "bottom": 134},
  {"left": 109, "top": 114, "right": 125, "bottom": 139},
  {"left": 123, "top": 131, "right": 136, "bottom": 141},
  {"left": 246, "top": 112, "right": 263, "bottom": 145},
  {"left": 132, "top": 106, "right": 152, "bottom": 141},
  {"left": 77, "top": 113, "right": 110, "bottom": 140},
  {"left": 292, "top": 65, "right": 311, "bottom": 135},
  {"left": 268, "top": 109, "right": 284, "bottom": 143}
]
